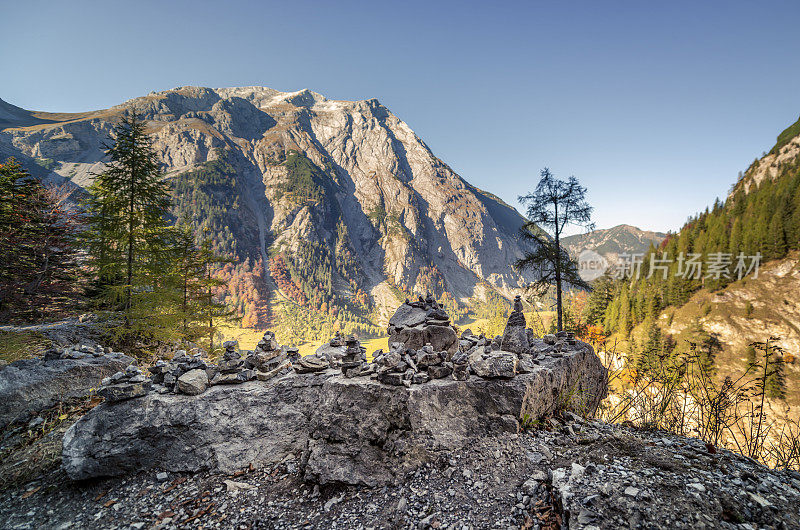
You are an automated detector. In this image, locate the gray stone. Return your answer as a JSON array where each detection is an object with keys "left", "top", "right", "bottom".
[
  {"left": 387, "top": 300, "right": 458, "bottom": 354},
  {"left": 388, "top": 303, "right": 429, "bottom": 329},
  {"left": 471, "top": 352, "right": 517, "bottom": 379},
  {"left": 543, "top": 334, "right": 557, "bottom": 345},
  {"left": 63, "top": 342, "right": 607, "bottom": 484},
  {"left": 428, "top": 363, "right": 453, "bottom": 379},
  {"left": 177, "top": 369, "right": 208, "bottom": 396},
  {"left": 294, "top": 355, "right": 329, "bottom": 374},
  {"left": 411, "top": 372, "right": 430, "bottom": 384},
  {"left": 517, "top": 354, "right": 536, "bottom": 374},
  {"left": 245, "top": 349, "right": 285, "bottom": 372},
  {"left": 0, "top": 351, "right": 132, "bottom": 428},
  {"left": 218, "top": 358, "right": 244, "bottom": 374},
  {"left": 99, "top": 380, "right": 152, "bottom": 402},
  {"left": 452, "top": 363, "right": 470, "bottom": 381},
  {"left": 211, "top": 373, "right": 242, "bottom": 385},
  {"left": 377, "top": 372, "right": 405, "bottom": 386},
  {"left": 501, "top": 298, "right": 530, "bottom": 355},
  {"left": 257, "top": 360, "right": 292, "bottom": 381},
  {"left": 416, "top": 351, "right": 442, "bottom": 368},
  {"left": 390, "top": 324, "right": 457, "bottom": 355}
]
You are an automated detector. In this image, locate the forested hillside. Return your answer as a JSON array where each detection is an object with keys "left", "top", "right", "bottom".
[
  {"left": 570, "top": 117, "right": 800, "bottom": 417},
  {"left": 587, "top": 130, "right": 800, "bottom": 340}
]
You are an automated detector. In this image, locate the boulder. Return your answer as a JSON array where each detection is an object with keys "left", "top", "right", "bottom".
[
  {"left": 471, "top": 352, "right": 518, "bottom": 379},
  {"left": 98, "top": 380, "right": 152, "bottom": 402},
  {"left": 387, "top": 297, "right": 458, "bottom": 354},
  {"left": 390, "top": 325, "right": 457, "bottom": 354},
  {"left": 177, "top": 369, "right": 208, "bottom": 395},
  {"left": 294, "top": 355, "right": 329, "bottom": 374},
  {"left": 427, "top": 363, "right": 453, "bottom": 379},
  {"left": 62, "top": 340, "right": 608, "bottom": 485},
  {"left": 388, "top": 303, "right": 428, "bottom": 330},
  {"left": 0, "top": 351, "right": 132, "bottom": 428}
]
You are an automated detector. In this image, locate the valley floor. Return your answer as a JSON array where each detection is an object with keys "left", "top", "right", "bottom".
[{"left": 0, "top": 415, "right": 796, "bottom": 529}]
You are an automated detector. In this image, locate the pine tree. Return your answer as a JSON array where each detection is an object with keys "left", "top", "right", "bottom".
[
  {"left": 767, "top": 210, "right": 787, "bottom": 259},
  {"left": 83, "top": 110, "right": 172, "bottom": 340},
  {"left": 192, "top": 239, "right": 238, "bottom": 353},
  {"left": 516, "top": 168, "right": 593, "bottom": 331}
]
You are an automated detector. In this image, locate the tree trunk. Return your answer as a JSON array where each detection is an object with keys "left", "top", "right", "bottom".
[
  {"left": 125, "top": 143, "right": 135, "bottom": 331},
  {"left": 554, "top": 200, "right": 563, "bottom": 332}
]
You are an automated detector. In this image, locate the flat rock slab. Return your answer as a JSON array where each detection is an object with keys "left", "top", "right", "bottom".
[
  {"left": 0, "top": 353, "right": 132, "bottom": 429},
  {"left": 63, "top": 343, "right": 607, "bottom": 485}
]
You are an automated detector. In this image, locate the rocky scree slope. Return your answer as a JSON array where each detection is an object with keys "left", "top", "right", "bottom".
[
  {"left": 2, "top": 416, "right": 798, "bottom": 529},
  {"left": 0, "top": 88, "right": 537, "bottom": 313}
]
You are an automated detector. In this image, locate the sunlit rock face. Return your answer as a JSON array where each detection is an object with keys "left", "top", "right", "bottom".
[{"left": 0, "top": 88, "right": 538, "bottom": 317}]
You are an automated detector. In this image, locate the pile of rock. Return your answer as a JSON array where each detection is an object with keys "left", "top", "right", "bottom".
[
  {"left": 339, "top": 335, "right": 371, "bottom": 378},
  {"left": 148, "top": 349, "right": 213, "bottom": 395},
  {"left": 98, "top": 332, "right": 297, "bottom": 400},
  {"left": 372, "top": 342, "right": 452, "bottom": 386},
  {"left": 43, "top": 343, "right": 113, "bottom": 361},
  {"left": 245, "top": 331, "right": 293, "bottom": 381},
  {"left": 314, "top": 332, "right": 347, "bottom": 368},
  {"left": 99, "top": 364, "right": 151, "bottom": 402},
  {"left": 286, "top": 296, "right": 572, "bottom": 386},
  {"left": 499, "top": 295, "right": 534, "bottom": 354},
  {"left": 387, "top": 294, "right": 457, "bottom": 354},
  {"left": 212, "top": 341, "right": 257, "bottom": 385}
]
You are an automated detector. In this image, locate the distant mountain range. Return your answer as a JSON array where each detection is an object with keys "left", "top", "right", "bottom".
[
  {"left": 561, "top": 224, "right": 667, "bottom": 264},
  {"left": 0, "top": 87, "right": 537, "bottom": 335}
]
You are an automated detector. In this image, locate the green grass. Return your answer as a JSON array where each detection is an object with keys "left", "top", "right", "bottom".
[
  {"left": 771, "top": 115, "right": 800, "bottom": 154},
  {"left": 0, "top": 331, "right": 51, "bottom": 364}
]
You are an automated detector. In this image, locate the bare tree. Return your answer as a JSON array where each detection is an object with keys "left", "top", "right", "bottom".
[{"left": 516, "top": 168, "right": 594, "bottom": 331}]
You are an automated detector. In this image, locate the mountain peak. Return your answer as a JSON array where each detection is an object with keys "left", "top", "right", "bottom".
[{"left": 0, "top": 85, "right": 536, "bottom": 337}]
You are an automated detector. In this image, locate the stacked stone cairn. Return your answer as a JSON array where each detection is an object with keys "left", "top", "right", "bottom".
[
  {"left": 245, "top": 331, "right": 293, "bottom": 381},
  {"left": 43, "top": 343, "right": 114, "bottom": 361},
  {"left": 99, "top": 364, "right": 151, "bottom": 402},
  {"left": 340, "top": 335, "right": 372, "bottom": 377},
  {"left": 387, "top": 293, "right": 458, "bottom": 354},
  {"left": 147, "top": 349, "right": 213, "bottom": 395},
  {"left": 97, "top": 331, "right": 298, "bottom": 401},
  {"left": 96, "top": 296, "right": 586, "bottom": 402}
]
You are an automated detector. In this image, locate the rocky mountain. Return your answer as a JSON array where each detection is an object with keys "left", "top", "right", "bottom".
[
  {"left": 732, "top": 114, "right": 800, "bottom": 196},
  {"left": 0, "top": 87, "right": 536, "bottom": 333},
  {"left": 561, "top": 224, "right": 667, "bottom": 264}
]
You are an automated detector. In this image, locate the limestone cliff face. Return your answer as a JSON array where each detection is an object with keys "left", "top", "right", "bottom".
[{"left": 0, "top": 87, "right": 535, "bottom": 308}]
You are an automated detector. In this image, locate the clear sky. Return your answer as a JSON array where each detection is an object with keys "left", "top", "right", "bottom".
[{"left": 3, "top": 0, "right": 800, "bottom": 234}]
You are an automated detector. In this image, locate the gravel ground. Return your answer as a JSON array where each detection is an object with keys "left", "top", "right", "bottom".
[{"left": 1, "top": 416, "right": 798, "bottom": 529}]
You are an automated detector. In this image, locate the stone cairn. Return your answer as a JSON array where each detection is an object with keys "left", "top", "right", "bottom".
[
  {"left": 43, "top": 343, "right": 115, "bottom": 362},
  {"left": 99, "top": 332, "right": 293, "bottom": 402},
  {"left": 97, "top": 295, "right": 587, "bottom": 401},
  {"left": 387, "top": 294, "right": 458, "bottom": 354},
  {"left": 99, "top": 364, "right": 151, "bottom": 402}
]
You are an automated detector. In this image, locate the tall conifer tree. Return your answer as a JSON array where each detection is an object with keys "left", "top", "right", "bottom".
[{"left": 83, "top": 110, "right": 171, "bottom": 339}]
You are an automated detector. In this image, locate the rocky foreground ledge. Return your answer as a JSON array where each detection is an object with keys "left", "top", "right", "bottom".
[
  {"left": 0, "top": 345, "right": 132, "bottom": 429},
  {"left": 63, "top": 339, "right": 606, "bottom": 485},
  {"left": 3, "top": 415, "right": 797, "bottom": 530}
]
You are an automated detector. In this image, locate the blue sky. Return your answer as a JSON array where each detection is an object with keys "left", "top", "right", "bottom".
[{"left": 3, "top": 0, "right": 800, "bottom": 234}]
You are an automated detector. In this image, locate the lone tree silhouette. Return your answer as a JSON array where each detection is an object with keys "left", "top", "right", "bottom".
[{"left": 516, "top": 168, "right": 593, "bottom": 332}]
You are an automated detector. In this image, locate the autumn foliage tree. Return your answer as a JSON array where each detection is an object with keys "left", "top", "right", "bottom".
[{"left": 0, "top": 159, "right": 82, "bottom": 321}]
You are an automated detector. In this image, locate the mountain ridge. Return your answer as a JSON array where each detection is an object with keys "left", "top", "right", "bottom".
[
  {"left": 561, "top": 224, "right": 667, "bottom": 264},
  {"left": 0, "top": 85, "right": 537, "bottom": 338}
]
